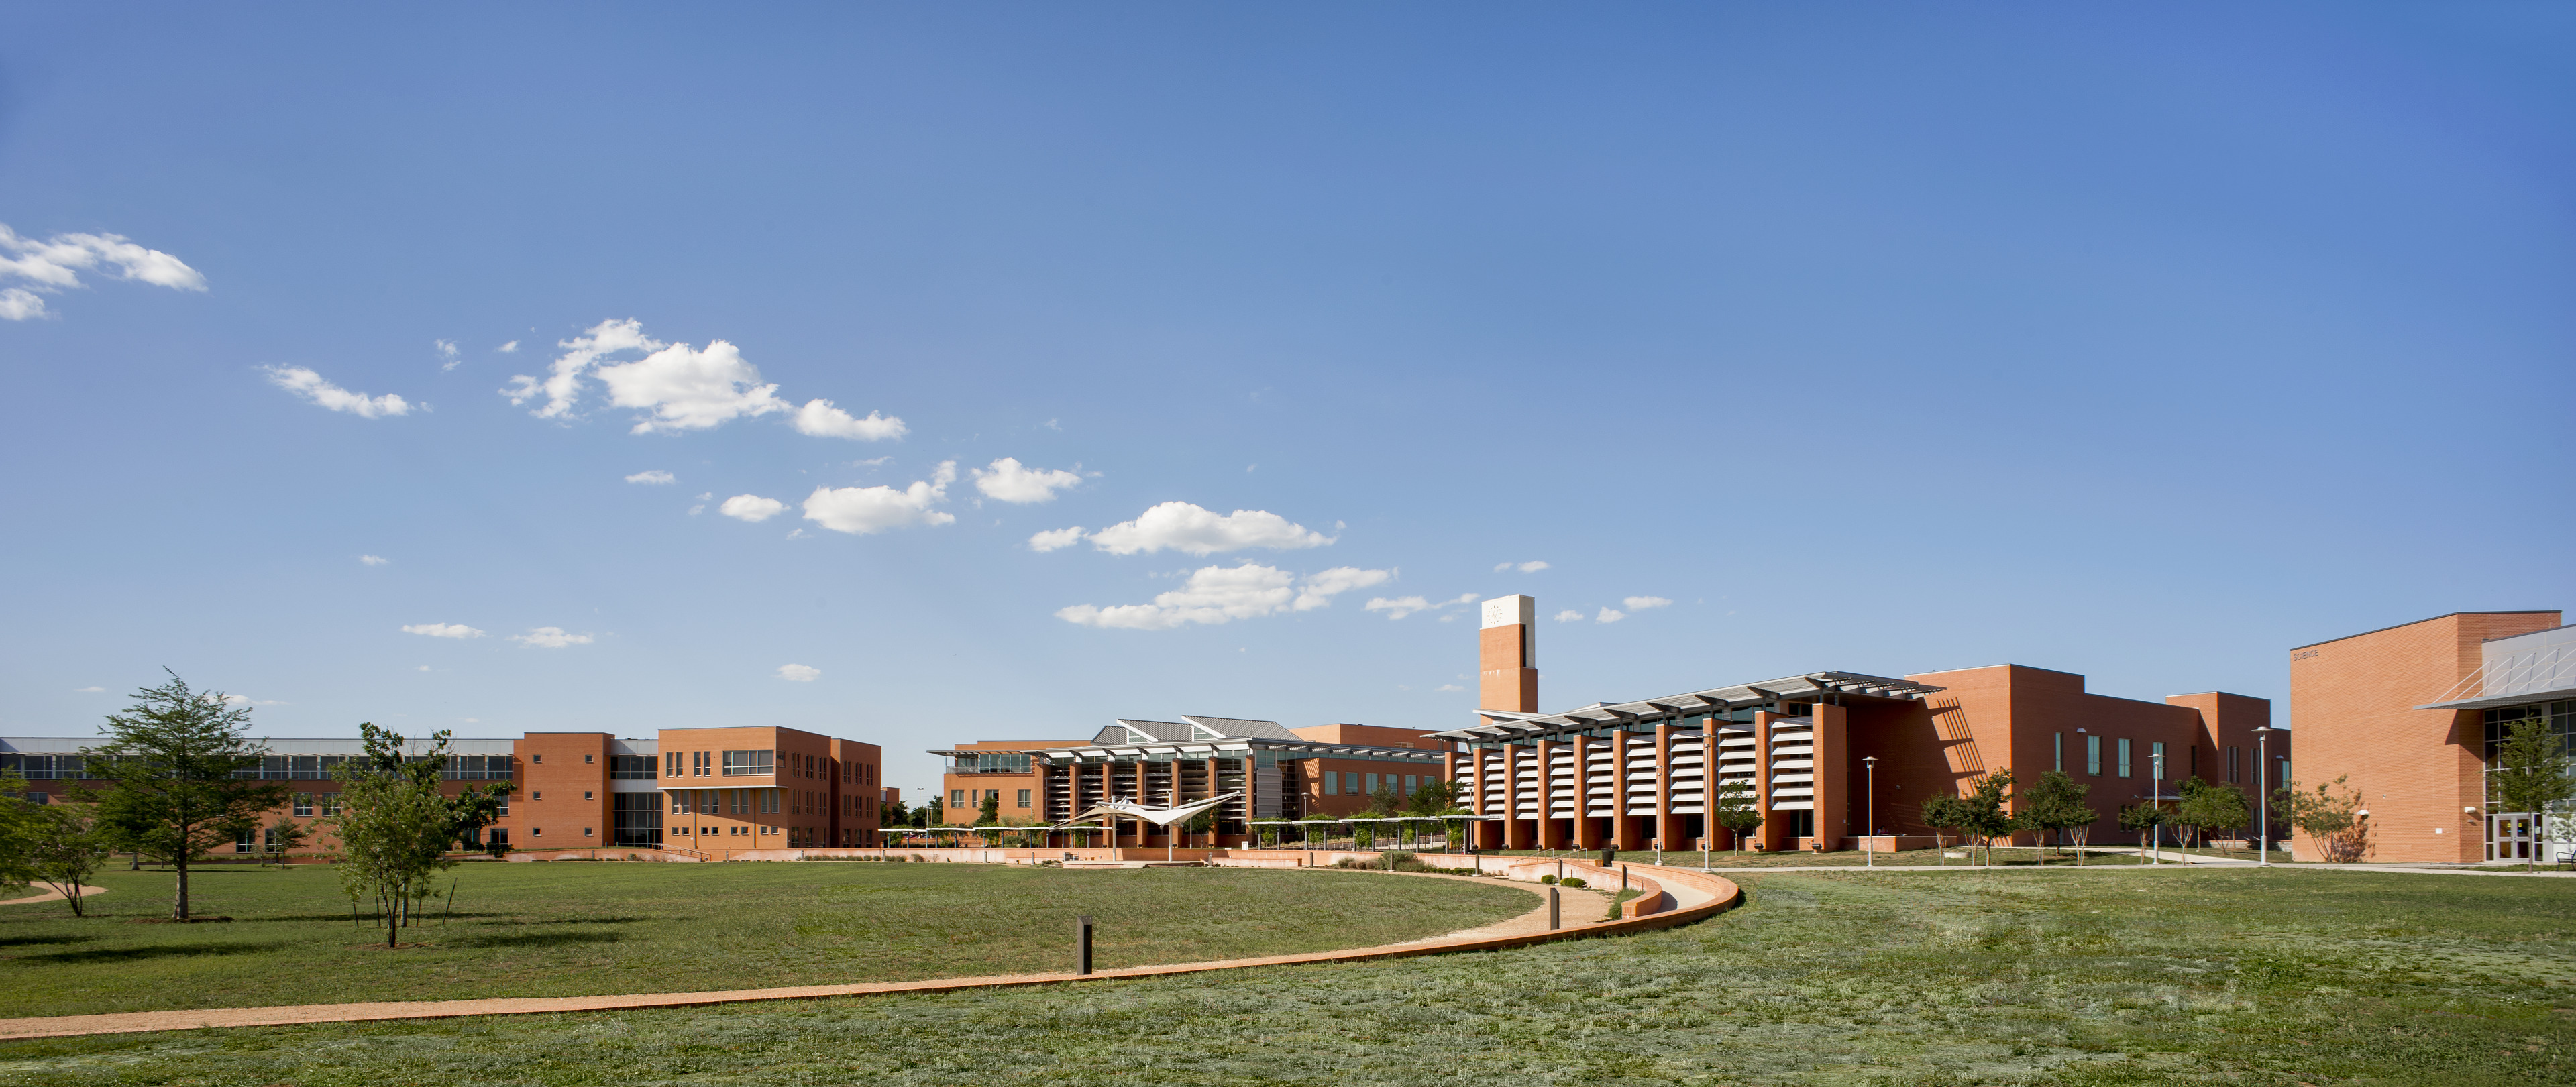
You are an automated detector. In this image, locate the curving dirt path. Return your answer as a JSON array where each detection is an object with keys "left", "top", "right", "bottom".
[
  {"left": 0, "top": 884, "right": 107, "bottom": 908},
  {"left": 0, "top": 866, "right": 1735, "bottom": 1041}
]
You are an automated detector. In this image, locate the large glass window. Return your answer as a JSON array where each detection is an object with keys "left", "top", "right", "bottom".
[
  {"left": 722, "top": 750, "right": 775, "bottom": 776},
  {"left": 2053, "top": 734, "right": 2063, "bottom": 773},
  {"left": 1323, "top": 771, "right": 1337, "bottom": 795},
  {"left": 293, "top": 793, "right": 313, "bottom": 817},
  {"left": 2150, "top": 741, "right": 2166, "bottom": 781},
  {"left": 2116, "top": 738, "right": 2132, "bottom": 779},
  {"left": 613, "top": 793, "right": 663, "bottom": 847},
  {"left": 2085, "top": 736, "right": 2101, "bottom": 776},
  {"left": 610, "top": 754, "right": 656, "bottom": 779}
]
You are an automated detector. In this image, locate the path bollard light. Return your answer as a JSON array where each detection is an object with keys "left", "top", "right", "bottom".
[
  {"left": 1075, "top": 915, "right": 1093, "bottom": 976},
  {"left": 1600, "top": 847, "right": 1614, "bottom": 868},
  {"left": 1548, "top": 885, "right": 1560, "bottom": 930},
  {"left": 1621, "top": 866, "right": 1629, "bottom": 890}
]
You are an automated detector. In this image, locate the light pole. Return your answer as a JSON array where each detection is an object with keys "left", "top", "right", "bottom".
[
  {"left": 2149, "top": 750, "right": 2164, "bottom": 864},
  {"left": 1863, "top": 756, "right": 1877, "bottom": 870},
  {"left": 2251, "top": 726, "right": 2277, "bottom": 867}
]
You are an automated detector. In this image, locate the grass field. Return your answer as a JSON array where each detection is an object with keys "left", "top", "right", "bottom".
[
  {"left": 0, "top": 861, "right": 1534, "bottom": 1019},
  {"left": 1500, "top": 847, "right": 2158, "bottom": 868},
  {"left": 3, "top": 867, "right": 2569, "bottom": 1085}
]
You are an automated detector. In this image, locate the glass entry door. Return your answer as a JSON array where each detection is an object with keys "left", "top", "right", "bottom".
[{"left": 2487, "top": 812, "right": 2538, "bottom": 862}]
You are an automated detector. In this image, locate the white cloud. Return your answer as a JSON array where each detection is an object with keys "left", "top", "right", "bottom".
[
  {"left": 360, "top": 555, "right": 391, "bottom": 566},
  {"left": 1436, "top": 683, "right": 1465, "bottom": 693},
  {"left": 1494, "top": 560, "right": 1550, "bottom": 573},
  {"left": 263, "top": 365, "right": 414, "bottom": 418},
  {"left": 1069, "top": 502, "right": 1334, "bottom": 556},
  {"left": 74, "top": 685, "right": 105, "bottom": 693},
  {"left": 777, "top": 663, "right": 821, "bottom": 682},
  {"left": 800, "top": 461, "right": 957, "bottom": 534},
  {"left": 510, "top": 627, "right": 593, "bottom": 648},
  {"left": 1623, "top": 595, "right": 1673, "bottom": 611},
  {"left": 435, "top": 339, "right": 460, "bottom": 370},
  {"left": 221, "top": 695, "right": 288, "bottom": 707},
  {"left": 1363, "top": 591, "right": 1475, "bottom": 620},
  {"left": 792, "top": 398, "right": 908, "bottom": 441},
  {"left": 1554, "top": 610, "right": 1586, "bottom": 623},
  {"left": 1596, "top": 607, "right": 1627, "bottom": 624},
  {"left": 971, "top": 457, "right": 1083, "bottom": 504},
  {"left": 497, "top": 340, "right": 519, "bottom": 353},
  {"left": 402, "top": 623, "right": 486, "bottom": 639},
  {"left": 417, "top": 665, "right": 430, "bottom": 671},
  {"left": 720, "top": 494, "right": 788, "bottom": 522},
  {"left": 502, "top": 319, "right": 906, "bottom": 441},
  {"left": 0, "top": 224, "right": 205, "bottom": 319},
  {"left": 1028, "top": 526, "right": 1086, "bottom": 552},
  {"left": 1057, "top": 563, "right": 1391, "bottom": 630},
  {"left": 1295, "top": 567, "right": 1393, "bottom": 611},
  {"left": 625, "top": 470, "right": 676, "bottom": 485}
]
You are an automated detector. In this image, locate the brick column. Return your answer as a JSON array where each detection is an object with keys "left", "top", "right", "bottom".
[
  {"left": 1504, "top": 746, "right": 1535, "bottom": 849},
  {"left": 1813, "top": 703, "right": 1849, "bottom": 851},
  {"left": 1477, "top": 752, "right": 1505, "bottom": 850},
  {"left": 1572, "top": 734, "right": 1601, "bottom": 849},
  {"left": 1652, "top": 722, "right": 1676, "bottom": 850},
  {"left": 1241, "top": 754, "right": 1257, "bottom": 848},
  {"left": 1536, "top": 740, "right": 1566, "bottom": 849},
  {"left": 1611, "top": 730, "right": 1638, "bottom": 850},
  {"left": 1752, "top": 711, "right": 1786, "bottom": 852}
]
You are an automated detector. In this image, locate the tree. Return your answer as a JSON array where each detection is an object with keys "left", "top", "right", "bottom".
[
  {"left": 1366, "top": 785, "right": 1403, "bottom": 818},
  {"left": 1404, "top": 779, "right": 1460, "bottom": 816},
  {"left": 2274, "top": 775, "right": 2371, "bottom": 864},
  {"left": 2117, "top": 802, "right": 2167, "bottom": 856},
  {"left": 78, "top": 672, "right": 290, "bottom": 919},
  {"left": 2489, "top": 715, "right": 2576, "bottom": 872},
  {"left": 975, "top": 793, "right": 1001, "bottom": 826},
  {"left": 264, "top": 814, "right": 308, "bottom": 866},
  {"left": 2018, "top": 770, "right": 2098, "bottom": 865},
  {"left": 1709, "top": 779, "right": 1762, "bottom": 854},
  {"left": 1917, "top": 791, "right": 1968, "bottom": 859},
  {"left": 325, "top": 724, "right": 514, "bottom": 948},
  {"left": 1953, "top": 770, "right": 2019, "bottom": 866},
  {"left": 2175, "top": 778, "right": 2251, "bottom": 852},
  {"left": 21, "top": 802, "right": 109, "bottom": 916},
  {"left": 918, "top": 796, "right": 943, "bottom": 829},
  {"left": 881, "top": 797, "right": 912, "bottom": 829}
]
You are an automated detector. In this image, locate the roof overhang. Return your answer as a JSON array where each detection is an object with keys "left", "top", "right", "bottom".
[{"left": 1432, "top": 671, "right": 1945, "bottom": 740}]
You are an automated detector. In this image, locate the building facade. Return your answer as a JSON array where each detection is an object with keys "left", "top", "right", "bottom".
[
  {"left": 2, "top": 726, "right": 883, "bottom": 860},
  {"left": 1440, "top": 596, "right": 2275, "bottom": 851},
  {"left": 930, "top": 716, "right": 1446, "bottom": 845},
  {"left": 2288, "top": 610, "right": 2569, "bottom": 863}
]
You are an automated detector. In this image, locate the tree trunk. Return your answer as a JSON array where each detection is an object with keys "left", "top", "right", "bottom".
[{"left": 172, "top": 853, "right": 191, "bottom": 919}]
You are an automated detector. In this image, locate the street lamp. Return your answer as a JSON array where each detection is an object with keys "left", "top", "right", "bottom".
[
  {"left": 2251, "top": 726, "right": 2277, "bottom": 867},
  {"left": 1863, "top": 756, "right": 1877, "bottom": 870},
  {"left": 2149, "top": 750, "right": 2165, "bottom": 865}
]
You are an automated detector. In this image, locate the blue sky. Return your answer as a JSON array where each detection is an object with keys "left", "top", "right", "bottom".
[{"left": 4, "top": 4, "right": 2569, "bottom": 799}]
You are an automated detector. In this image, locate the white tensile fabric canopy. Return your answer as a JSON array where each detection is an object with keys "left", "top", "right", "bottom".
[{"left": 1053, "top": 792, "right": 1242, "bottom": 829}]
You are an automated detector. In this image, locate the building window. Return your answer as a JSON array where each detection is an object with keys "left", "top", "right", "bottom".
[
  {"left": 323, "top": 792, "right": 341, "bottom": 816},
  {"left": 2053, "top": 733, "right": 2063, "bottom": 773},
  {"left": 2116, "top": 738, "right": 2131, "bottom": 779},
  {"left": 693, "top": 751, "right": 712, "bottom": 777},
  {"left": 667, "top": 752, "right": 683, "bottom": 777},
  {"left": 611, "top": 754, "right": 656, "bottom": 779},
  {"left": 489, "top": 828, "right": 508, "bottom": 846},
  {"left": 2085, "top": 736, "right": 2101, "bottom": 776},
  {"left": 496, "top": 794, "right": 509, "bottom": 816},
  {"left": 584, "top": 754, "right": 594, "bottom": 764},
  {"left": 2150, "top": 742, "right": 2166, "bottom": 781},
  {"left": 532, "top": 827, "right": 542, "bottom": 837},
  {"left": 951, "top": 789, "right": 965, "bottom": 806},
  {"left": 293, "top": 793, "right": 313, "bottom": 817},
  {"left": 584, "top": 791, "right": 594, "bottom": 801},
  {"left": 1346, "top": 772, "right": 1360, "bottom": 795},
  {"left": 1323, "top": 771, "right": 1337, "bottom": 795},
  {"left": 236, "top": 830, "right": 258, "bottom": 853},
  {"left": 532, "top": 791, "right": 543, "bottom": 801},
  {"left": 2226, "top": 746, "right": 2241, "bottom": 783},
  {"left": 722, "top": 750, "right": 775, "bottom": 776},
  {"left": 533, "top": 754, "right": 543, "bottom": 764},
  {"left": 1017, "top": 789, "right": 1030, "bottom": 808},
  {"left": 583, "top": 827, "right": 593, "bottom": 838}
]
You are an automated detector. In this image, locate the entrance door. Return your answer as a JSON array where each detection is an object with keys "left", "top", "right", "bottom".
[{"left": 2487, "top": 812, "right": 2538, "bottom": 862}]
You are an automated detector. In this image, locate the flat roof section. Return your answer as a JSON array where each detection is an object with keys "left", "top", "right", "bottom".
[{"left": 2287, "top": 610, "right": 2561, "bottom": 652}]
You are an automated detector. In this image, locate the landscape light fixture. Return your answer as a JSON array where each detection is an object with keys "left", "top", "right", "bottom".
[{"left": 2250, "top": 726, "right": 2277, "bottom": 866}]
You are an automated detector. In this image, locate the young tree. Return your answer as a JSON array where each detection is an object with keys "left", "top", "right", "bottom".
[
  {"left": 2118, "top": 802, "right": 2167, "bottom": 856},
  {"left": 79, "top": 672, "right": 290, "bottom": 919},
  {"left": 1917, "top": 791, "right": 1968, "bottom": 860},
  {"left": 2177, "top": 779, "right": 2252, "bottom": 853},
  {"left": 918, "top": 796, "right": 943, "bottom": 828},
  {"left": 975, "top": 793, "right": 1001, "bottom": 826},
  {"left": 325, "top": 724, "right": 514, "bottom": 947},
  {"left": 1709, "top": 779, "right": 1762, "bottom": 854},
  {"left": 264, "top": 815, "right": 309, "bottom": 866},
  {"left": 1404, "top": 779, "right": 1460, "bottom": 816},
  {"left": 1953, "top": 769, "right": 2019, "bottom": 866},
  {"left": 881, "top": 798, "right": 912, "bottom": 828},
  {"left": 2489, "top": 715, "right": 2576, "bottom": 872},
  {"left": 1366, "top": 785, "right": 1403, "bottom": 818},
  {"left": 21, "top": 803, "right": 109, "bottom": 917},
  {"left": 2018, "top": 770, "right": 2098, "bottom": 865},
  {"left": 2274, "top": 775, "right": 2371, "bottom": 864}
]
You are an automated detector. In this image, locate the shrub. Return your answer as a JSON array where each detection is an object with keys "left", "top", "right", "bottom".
[
  {"left": 1559, "top": 876, "right": 1587, "bottom": 889},
  {"left": 1539, "top": 874, "right": 1558, "bottom": 884}
]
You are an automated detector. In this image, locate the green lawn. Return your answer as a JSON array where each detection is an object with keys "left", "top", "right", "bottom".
[
  {"left": 4, "top": 868, "right": 2570, "bottom": 1085},
  {"left": 0, "top": 861, "right": 1533, "bottom": 1019}
]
